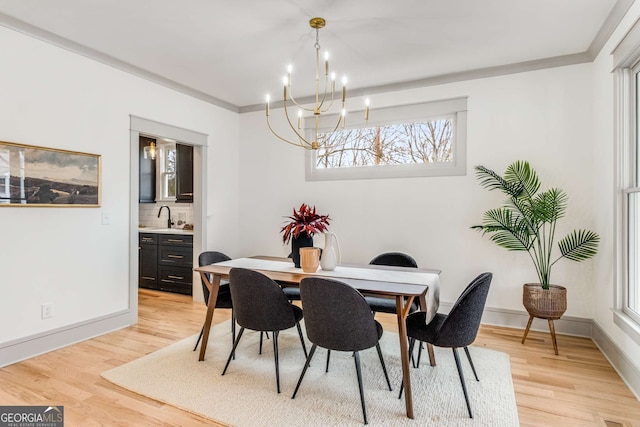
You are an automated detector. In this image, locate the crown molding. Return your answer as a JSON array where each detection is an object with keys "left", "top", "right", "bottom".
[
  {"left": 240, "top": 52, "right": 592, "bottom": 113},
  {"left": 588, "top": 0, "right": 636, "bottom": 60}
]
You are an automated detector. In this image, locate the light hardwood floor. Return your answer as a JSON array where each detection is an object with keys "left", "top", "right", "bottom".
[{"left": 1, "top": 289, "right": 639, "bottom": 426}]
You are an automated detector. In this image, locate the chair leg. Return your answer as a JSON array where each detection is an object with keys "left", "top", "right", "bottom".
[
  {"left": 453, "top": 348, "right": 473, "bottom": 418},
  {"left": 375, "top": 342, "right": 392, "bottom": 391},
  {"left": 273, "top": 331, "right": 281, "bottom": 393},
  {"left": 398, "top": 338, "right": 417, "bottom": 399},
  {"left": 259, "top": 332, "right": 264, "bottom": 355},
  {"left": 193, "top": 325, "right": 204, "bottom": 351},
  {"left": 548, "top": 319, "right": 559, "bottom": 355},
  {"left": 521, "top": 315, "right": 534, "bottom": 344},
  {"left": 464, "top": 347, "right": 479, "bottom": 381},
  {"left": 231, "top": 311, "right": 236, "bottom": 359},
  {"left": 354, "top": 351, "right": 368, "bottom": 425},
  {"left": 325, "top": 349, "right": 331, "bottom": 373},
  {"left": 222, "top": 327, "right": 245, "bottom": 376},
  {"left": 292, "top": 344, "right": 318, "bottom": 399},
  {"left": 296, "top": 322, "right": 308, "bottom": 358}
]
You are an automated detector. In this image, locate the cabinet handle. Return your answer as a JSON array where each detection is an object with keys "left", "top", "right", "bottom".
[
  {"left": 168, "top": 275, "right": 184, "bottom": 280},
  {"left": 167, "top": 239, "right": 184, "bottom": 243},
  {"left": 142, "top": 238, "right": 154, "bottom": 242},
  {"left": 167, "top": 255, "right": 184, "bottom": 259},
  {"left": 160, "top": 279, "right": 175, "bottom": 283},
  {"left": 141, "top": 276, "right": 156, "bottom": 280}
]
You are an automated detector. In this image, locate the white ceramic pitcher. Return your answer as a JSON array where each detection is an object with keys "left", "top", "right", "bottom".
[{"left": 320, "top": 232, "right": 341, "bottom": 271}]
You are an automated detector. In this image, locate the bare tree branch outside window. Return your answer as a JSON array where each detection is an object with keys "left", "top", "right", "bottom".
[{"left": 315, "top": 119, "right": 454, "bottom": 168}]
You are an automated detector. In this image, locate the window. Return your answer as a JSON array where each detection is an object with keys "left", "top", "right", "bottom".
[
  {"left": 305, "top": 97, "right": 467, "bottom": 181},
  {"left": 613, "top": 22, "right": 640, "bottom": 342},
  {"left": 158, "top": 143, "right": 176, "bottom": 201},
  {"left": 621, "top": 65, "right": 640, "bottom": 326}
]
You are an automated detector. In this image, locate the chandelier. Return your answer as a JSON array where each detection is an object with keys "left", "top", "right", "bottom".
[{"left": 265, "top": 17, "right": 369, "bottom": 150}]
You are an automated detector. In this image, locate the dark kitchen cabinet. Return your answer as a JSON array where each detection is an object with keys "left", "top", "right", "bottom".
[
  {"left": 138, "top": 232, "right": 193, "bottom": 295},
  {"left": 139, "top": 136, "right": 156, "bottom": 203},
  {"left": 176, "top": 143, "right": 193, "bottom": 203},
  {"left": 139, "top": 233, "right": 158, "bottom": 288}
]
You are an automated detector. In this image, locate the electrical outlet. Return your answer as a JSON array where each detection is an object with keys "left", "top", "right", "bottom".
[{"left": 42, "top": 303, "right": 54, "bottom": 319}]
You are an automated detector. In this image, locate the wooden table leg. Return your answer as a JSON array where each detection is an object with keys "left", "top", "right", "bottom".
[
  {"left": 396, "top": 295, "right": 414, "bottom": 419},
  {"left": 198, "top": 273, "right": 221, "bottom": 362},
  {"left": 418, "top": 293, "right": 437, "bottom": 367}
]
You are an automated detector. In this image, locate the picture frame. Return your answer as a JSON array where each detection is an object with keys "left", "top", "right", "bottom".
[{"left": 0, "top": 141, "right": 101, "bottom": 207}]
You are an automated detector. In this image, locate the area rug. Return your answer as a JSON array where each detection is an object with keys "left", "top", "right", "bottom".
[{"left": 102, "top": 321, "right": 519, "bottom": 426}]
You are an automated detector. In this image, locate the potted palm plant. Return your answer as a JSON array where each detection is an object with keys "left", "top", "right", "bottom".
[{"left": 472, "top": 160, "right": 599, "bottom": 354}]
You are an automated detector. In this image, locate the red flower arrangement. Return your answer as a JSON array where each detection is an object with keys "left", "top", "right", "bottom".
[{"left": 281, "top": 203, "right": 331, "bottom": 244}]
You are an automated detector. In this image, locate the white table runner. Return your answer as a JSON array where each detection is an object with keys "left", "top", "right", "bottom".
[{"left": 216, "top": 257, "right": 440, "bottom": 323}]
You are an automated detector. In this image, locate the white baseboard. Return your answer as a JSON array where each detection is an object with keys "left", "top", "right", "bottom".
[
  {"left": 439, "top": 302, "right": 594, "bottom": 337},
  {"left": 592, "top": 321, "right": 640, "bottom": 399},
  {"left": 0, "top": 310, "right": 133, "bottom": 368}
]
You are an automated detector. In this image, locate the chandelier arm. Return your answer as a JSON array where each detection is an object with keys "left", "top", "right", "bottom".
[
  {"left": 283, "top": 99, "right": 315, "bottom": 147},
  {"left": 316, "top": 74, "right": 333, "bottom": 112},
  {"left": 266, "top": 115, "right": 312, "bottom": 149},
  {"left": 286, "top": 92, "right": 315, "bottom": 112},
  {"left": 327, "top": 99, "right": 347, "bottom": 134}
]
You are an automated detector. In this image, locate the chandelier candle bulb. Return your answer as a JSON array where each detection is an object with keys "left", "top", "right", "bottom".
[
  {"left": 365, "top": 98, "right": 370, "bottom": 122},
  {"left": 297, "top": 110, "right": 302, "bottom": 129},
  {"left": 265, "top": 95, "right": 270, "bottom": 116},
  {"left": 324, "top": 52, "right": 329, "bottom": 75}
]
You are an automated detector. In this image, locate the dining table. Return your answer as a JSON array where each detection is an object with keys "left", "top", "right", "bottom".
[{"left": 193, "top": 255, "right": 441, "bottom": 419}]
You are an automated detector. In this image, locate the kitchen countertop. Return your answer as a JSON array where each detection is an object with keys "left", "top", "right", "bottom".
[{"left": 138, "top": 227, "right": 193, "bottom": 235}]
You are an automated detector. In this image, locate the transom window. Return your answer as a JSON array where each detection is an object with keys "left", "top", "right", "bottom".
[
  {"left": 305, "top": 97, "right": 467, "bottom": 181},
  {"left": 316, "top": 118, "right": 454, "bottom": 168}
]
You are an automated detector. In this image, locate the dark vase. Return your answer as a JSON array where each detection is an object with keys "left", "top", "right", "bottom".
[{"left": 291, "top": 234, "right": 314, "bottom": 268}]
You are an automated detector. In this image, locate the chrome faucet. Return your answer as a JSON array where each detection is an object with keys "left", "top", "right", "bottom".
[{"left": 158, "top": 205, "right": 174, "bottom": 228}]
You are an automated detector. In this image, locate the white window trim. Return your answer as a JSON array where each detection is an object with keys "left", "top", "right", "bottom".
[
  {"left": 305, "top": 97, "right": 467, "bottom": 181},
  {"left": 613, "top": 24, "right": 640, "bottom": 344}
]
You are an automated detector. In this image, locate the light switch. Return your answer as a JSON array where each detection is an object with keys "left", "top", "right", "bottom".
[{"left": 102, "top": 211, "right": 111, "bottom": 225}]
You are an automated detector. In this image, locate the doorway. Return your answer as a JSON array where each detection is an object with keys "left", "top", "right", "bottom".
[{"left": 128, "top": 115, "right": 208, "bottom": 322}]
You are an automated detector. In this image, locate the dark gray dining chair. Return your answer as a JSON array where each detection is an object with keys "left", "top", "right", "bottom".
[
  {"left": 222, "top": 268, "right": 308, "bottom": 393},
  {"left": 365, "top": 251, "right": 419, "bottom": 314},
  {"left": 365, "top": 252, "right": 427, "bottom": 366},
  {"left": 401, "top": 272, "right": 492, "bottom": 419},
  {"left": 193, "top": 251, "right": 233, "bottom": 351},
  {"left": 292, "top": 277, "right": 392, "bottom": 425}
]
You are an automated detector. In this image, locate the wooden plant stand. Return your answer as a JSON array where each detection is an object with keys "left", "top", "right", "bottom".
[
  {"left": 521, "top": 283, "right": 567, "bottom": 355},
  {"left": 521, "top": 315, "right": 560, "bottom": 355}
]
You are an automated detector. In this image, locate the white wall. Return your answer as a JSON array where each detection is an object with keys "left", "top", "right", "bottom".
[
  {"left": 0, "top": 26, "right": 239, "bottom": 348},
  {"left": 239, "top": 64, "right": 597, "bottom": 318}
]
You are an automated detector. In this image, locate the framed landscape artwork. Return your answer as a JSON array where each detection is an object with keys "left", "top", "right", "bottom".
[{"left": 0, "top": 141, "right": 101, "bottom": 207}]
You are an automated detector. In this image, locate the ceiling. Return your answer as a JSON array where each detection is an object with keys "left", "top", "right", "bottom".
[{"left": 0, "top": 0, "right": 632, "bottom": 112}]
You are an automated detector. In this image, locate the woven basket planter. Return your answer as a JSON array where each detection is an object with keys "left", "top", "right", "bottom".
[{"left": 522, "top": 283, "right": 567, "bottom": 320}]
